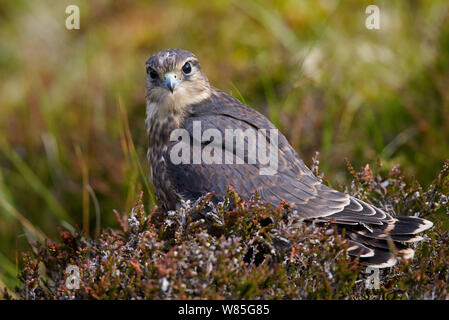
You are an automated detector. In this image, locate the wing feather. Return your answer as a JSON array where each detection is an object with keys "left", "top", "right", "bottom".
[{"left": 163, "top": 87, "right": 433, "bottom": 267}]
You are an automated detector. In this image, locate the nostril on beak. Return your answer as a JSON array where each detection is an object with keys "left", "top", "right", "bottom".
[{"left": 162, "top": 72, "right": 180, "bottom": 93}]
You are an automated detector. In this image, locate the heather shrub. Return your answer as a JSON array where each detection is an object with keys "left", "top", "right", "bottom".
[{"left": 4, "top": 158, "right": 449, "bottom": 300}]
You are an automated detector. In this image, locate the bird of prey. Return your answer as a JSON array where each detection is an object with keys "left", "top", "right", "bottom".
[{"left": 145, "top": 48, "right": 433, "bottom": 267}]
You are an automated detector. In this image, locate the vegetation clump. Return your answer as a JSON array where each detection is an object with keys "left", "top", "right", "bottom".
[{"left": 4, "top": 159, "right": 449, "bottom": 300}]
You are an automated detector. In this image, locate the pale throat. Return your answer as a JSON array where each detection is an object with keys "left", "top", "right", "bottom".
[{"left": 145, "top": 84, "right": 211, "bottom": 134}]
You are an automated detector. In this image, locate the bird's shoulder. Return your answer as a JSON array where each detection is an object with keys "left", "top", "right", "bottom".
[{"left": 186, "top": 87, "right": 277, "bottom": 131}]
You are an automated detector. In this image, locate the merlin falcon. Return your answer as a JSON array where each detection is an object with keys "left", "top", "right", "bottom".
[{"left": 145, "top": 48, "right": 433, "bottom": 267}]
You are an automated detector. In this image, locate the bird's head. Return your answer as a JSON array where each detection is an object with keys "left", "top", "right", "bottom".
[{"left": 145, "top": 49, "right": 211, "bottom": 116}]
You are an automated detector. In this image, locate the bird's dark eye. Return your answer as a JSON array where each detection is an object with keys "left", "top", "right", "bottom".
[
  {"left": 182, "top": 62, "right": 192, "bottom": 75},
  {"left": 147, "top": 67, "right": 158, "bottom": 80}
]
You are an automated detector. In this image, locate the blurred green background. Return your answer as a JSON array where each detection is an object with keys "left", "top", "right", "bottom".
[{"left": 0, "top": 0, "right": 448, "bottom": 291}]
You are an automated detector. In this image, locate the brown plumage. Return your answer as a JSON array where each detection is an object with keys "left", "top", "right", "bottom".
[{"left": 145, "top": 48, "right": 433, "bottom": 268}]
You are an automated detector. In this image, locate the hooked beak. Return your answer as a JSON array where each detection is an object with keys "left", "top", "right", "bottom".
[{"left": 161, "top": 72, "right": 181, "bottom": 93}]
